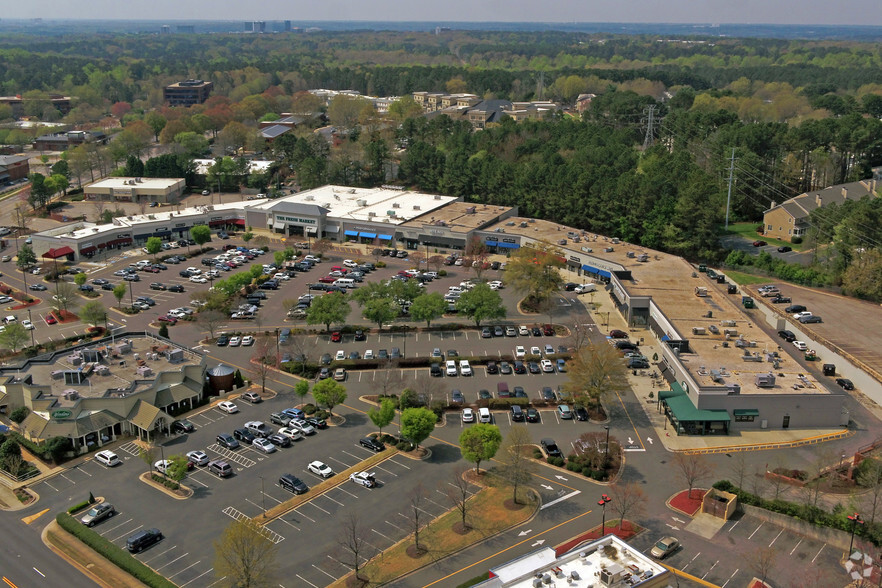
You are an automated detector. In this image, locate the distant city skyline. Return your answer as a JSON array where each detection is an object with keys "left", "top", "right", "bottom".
[{"left": 5, "top": 0, "right": 882, "bottom": 26}]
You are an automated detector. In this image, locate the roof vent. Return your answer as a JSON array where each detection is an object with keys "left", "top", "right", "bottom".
[
  {"left": 413, "top": 205, "right": 420, "bottom": 210},
  {"left": 392, "top": 203, "right": 400, "bottom": 209}
]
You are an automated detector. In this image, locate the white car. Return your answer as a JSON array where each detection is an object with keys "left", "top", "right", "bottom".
[
  {"left": 167, "top": 309, "right": 186, "bottom": 319},
  {"left": 343, "top": 259, "right": 358, "bottom": 268},
  {"left": 185, "top": 267, "right": 201, "bottom": 275},
  {"left": 217, "top": 401, "right": 239, "bottom": 414},
  {"left": 21, "top": 319, "right": 34, "bottom": 330},
  {"left": 530, "top": 346, "right": 542, "bottom": 356},
  {"left": 793, "top": 311, "right": 813, "bottom": 320},
  {"left": 277, "top": 427, "right": 304, "bottom": 441},
  {"left": 488, "top": 281, "right": 503, "bottom": 289},
  {"left": 189, "top": 276, "right": 208, "bottom": 283},
  {"left": 94, "top": 450, "right": 120, "bottom": 467},
  {"left": 515, "top": 346, "right": 526, "bottom": 359},
  {"left": 540, "top": 359, "right": 554, "bottom": 373},
  {"left": 153, "top": 460, "right": 172, "bottom": 475},
  {"left": 462, "top": 408, "right": 475, "bottom": 423},
  {"left": 308, "top": 460, "right": 334, "bottom": 478},
  {"left": 518, "top": 325, "right": 530, "bottom": 336},
  {"left": 273, "top": 273, "right": 290, "bottom": 281},
  {"left": 335, "top": 350, "right": 345, "bottom": 361},
  {"left": 252, "top": 438, "right": 276, "bottom": 454},
  {"left": 446, "top": 360, "right": 458, "bottom": 376},
  {"left": 241, "top": 336, "right": 255, "bottom": 346},
  {"left": 228, "top": 336, "right": 241, "bottom": 347},
  {"left": 793, "top": 340, "right": 808, "bottom": 351},
  {"left": 186, "top": 450, "right": 210, "bottom": 466},
  {"left": 364, "top": 349, "right": 374, "bottom": 360},
  {"left": 575, "top": 283, "right": 596, "bottom": 294},
  {"left": 349, "top": 471, "right": 377, "bottom": 488},
  {"left": 459, "top": 360, "right": 472, "bottom": 376},
  {"left": 289, "top": 420, "right": 316, "bottom": 435}
]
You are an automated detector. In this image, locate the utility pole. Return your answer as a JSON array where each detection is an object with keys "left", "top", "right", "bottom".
[
  {"left": 642, "top": 105, "right": 657, "bottom": 150},
  {"left": 725, "top": 148, "right": 736, "bottom": 229}
]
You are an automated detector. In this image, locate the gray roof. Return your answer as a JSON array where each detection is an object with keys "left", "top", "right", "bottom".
[
  {"left": 207, "top": 363, "right": 234, "bottom": 377},
  {"left": 765, "top": 179, "right": 878, "bottom": 220},
  {"left": 261, "top": 200, "right": 328, "bottom": 217},
  {"left": 260, "top": 125, "right": 292, "bottom": 139},
  {"left": 0, "top": 155, "right": 28, "bottom": 166}
]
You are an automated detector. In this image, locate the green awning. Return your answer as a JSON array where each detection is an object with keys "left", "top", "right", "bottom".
[
  {"left": 659, "top": 386, "right": 686, "bottom": 400},
  {"left": 665, "top": 394, "right": 731, "bottom": 422},
  {"left": 733, "top": 409, "right": 759, "bottom": 417}
]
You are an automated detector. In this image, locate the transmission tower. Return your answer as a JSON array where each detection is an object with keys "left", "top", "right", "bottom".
[{"left": 642, "top": 105, "right": 657, "bottom": 150}]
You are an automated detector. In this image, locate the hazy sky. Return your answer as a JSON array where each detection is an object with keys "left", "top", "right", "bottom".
[{"left": 6, "top": 0, "right": 882, "bottom": 26}]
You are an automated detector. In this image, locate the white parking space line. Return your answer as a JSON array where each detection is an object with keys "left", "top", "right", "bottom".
[
  {"left": 747, "top": 522, "right": 765, "bottom": 540},
  {"left": 682, "top": 551, "right": 700, "bottom": 571},
  {"left": 311, "top": 565, "right": 337, "bottom": 580},
  {"left": 305, "top": 501, "right": 331, "bottom": 515},
  {"left": 296, "top": 574, "right": 320, "bottom": 588},
  {"left": 769, "top": 528, "right": 785, "bottom": 547},
  {"left": 375, "top": 465, "right": 398, "bottom": 477},
  {"left": 180, "top": 568, "right": 215, "bottom": 587},
  {"left": 701, "top": 561, "right": 718, "bottom": 580},
  {"left": 143, "top": 545, "right": 179, "bottom": 564},
  {"left": 789, "top": 538, "right": 803, "bottom": 555},
  {"left": 342, "top": 450, "right": 365, "bottom": 461},
  {"left": 59, "top": 472, "right": 76, "bottom": 485},
  {"left": 100, "top": 518, "right": 135, "bottom": 536},
  {"left": 721, "top": 569, "right": 740, "bottom": 588},
  {"left": 111, "top": 525, "right": 142, "bottom": 542},
  {"left": 245, "top": 498, "right": 266, "bottom": 512},
  {"left": 425, "top": 497, "right": 446, "bottom": 509},
  {"left": 385, "top": 519, "right": 405, "bottom": 532},
  {"left": 155, "top": 553, "right": 190, "bottom": 572},
  {"left": 372, "top": 528, "right": 394, "bottom": 542},
  {"left": 387, "top": 458, "right": 411, "bottom": 470},
  {"left": 811, "top": 544, "right": 826, "bottom": 563},
  {"left": 272, "top": 517, "right": 301, "bottom": 533},
  {"left": 41, "top": 480, "right": 59, "bottom": 492},
  {"left": 336, "top": 486, "right": 359, "bottom": 499},
  {"left": 321, "top": 493, "right": 345, "bottom": 507},
  {"left": 73, "top": 465, "right": 93, "bottom": 477},
  {"left": 292, "top": 509, "right": 316, "bottom": 523}
]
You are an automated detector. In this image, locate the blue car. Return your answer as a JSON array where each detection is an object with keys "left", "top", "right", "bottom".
[
  {"left": 556, "top": 359, "right": 567, "bottom": 373},
  {"left": 282, "top": 408, "right": 305, "bottom": 420}
]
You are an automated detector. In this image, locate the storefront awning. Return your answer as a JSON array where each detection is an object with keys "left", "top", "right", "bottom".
[
  {"left": 273, "top": 221, "right": 285, "bottom": 230},
  {"left": 152, "top": 231, "right": 171, "bottom": 237},
  {"left": 378, "top": 234, "right": 393, "bottom": 240},
  {"left": 233, "top": 219, "right": 246, "bottom": 226},
  {"left": 43, "top": 246, "right": 74, "bottom": 259},
  {"left": 666, "top": 394, "right": 731, "bottom": 423},
  {"left": 582, "top": 264, "right": 611, "bottom": 279},
  {"left": 733, "top": 409, "right": 759, "bottom": 417},
  {"left": 360, "top": 232, "right": 377, "bottom": 239},
  {"left": 208, "top": 220, "right": 226, "bottom": 227},
  {"left": 344, "top": 230, "right": 359, "bottom": 237},
  {"left": 79, "top": 246, "right": 97, "bottom": 255},
  {"left": 496, "top": 242, "right": 520, "bottom": 249},
  {"left": 305, "top": 227, "right": 317, "bottom": 234}
]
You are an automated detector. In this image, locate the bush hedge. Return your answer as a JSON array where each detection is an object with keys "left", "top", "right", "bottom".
[
  {"left": 55, "top": 513, "right": 178, "bottom": 588},
  {"left": 68, "top": 499, "right": 93, "bottom": 514}
]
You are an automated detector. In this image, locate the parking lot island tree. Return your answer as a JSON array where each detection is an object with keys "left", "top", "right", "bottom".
[
  {"left": 293, "top": 379, "right": 310, "bottom": 404},
  {"left": 166, "top": 454, "right": 190, "bottom": 483},
  {"left": 0, "top": 323, "right": 29, "bottom": 353},
  {"left": 305, "top": 292, "right": 351, "bottom": 332},
  {"left": 51, "top": 281, "right": 79, "bottom": 315},
  {"left": 409, "top": 292, "right": 447, "bottom": 328},
  {"left": 145, "top": 237, "right": 163, "bottom": 260},
  {"left": 368, "top": 398, "right": 396, "bottom": 436},
  {"left": 311, "top": 378, "right": 347, "bottom": 416},
  {"left": 496, "top": 424, "right": 537, "bottom": 505},
  {"left": 310, "top": 238, "right": 332, "bottom": 257},
  {"left": 112, "top": 283, "right": 127, "bottom": 309},
  {"left": 362, "top": 297, "right": 399, "bottom": 331},
  {"left": 79, "top": 300, "right": 106, "bottom": 329},
  {"left": 15, "top": 243, "right": 36, "bottom": 271},
  {"left": 673, "top": 452, "right": 715, "bottom": 500},
  {"left": 446, "top": 466, "right": 474, "bottom": 531},
  {"left": 197, "top": 309, "right": 226, "bottom": 340},
  {"left": 73, "top": 272, "right": 87, "bottom": 287},
  {"left": 561, "top": 343, "right": 628, "bottom": 412},
  {"left": 506, "top": 244, "right": 566, "bottom": 310},
  {"left": 334, "top": 511, "right": 369, "bottom": 585},
  {"left": 251, "top": 339, "right": 275, "bottom": 394},
  {"left": 213, "top": 517, "right": 279, "bottom": 588},
  {"left": 459, "top": 423, "right": 503, "bottom": 474},
  {"left": 400, "top": 406, "right": 436, "bottom": 450},
  {"left": 610, "top": 482, "right": 647, "bottom": 531},
  {"left": 190, "top": 224, "right": 211, "bottom": 247},
  {"left": 407, "top": 482, "right": 429, "bottom": 554},
  {"left": 455, "top": 283, "right": 506, "bottom": 327}
]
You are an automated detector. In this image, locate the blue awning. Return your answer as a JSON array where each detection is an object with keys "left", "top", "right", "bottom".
[
  {"left": 582, "top": 264, "right": 611, "bottom": 278},
  {"left": 360, "top": 232, "right": 377, "bottom": 239},
  {"left": 378, "top": 234, "right": 393, "bottom": 240},
  {"left": 344, "top": 230, "right": 359, "bottom": 237},
  {"left": 496, "top": 242, "right": 520, "bottom": 249}
]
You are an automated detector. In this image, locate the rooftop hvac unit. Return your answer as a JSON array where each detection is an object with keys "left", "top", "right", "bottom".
[
  {"left": 434, "top": 195, "right": 441, "bottom": 200},
  {"left": 368, "top": 212, "right": 376, "bottom": 217},
  {"left": 413, "top": 205, "right": 420, "bottom": 210},
  {"left": 392, "top": 203, "right": 400, "bottom": 208},
  {"left": 387, "top": 210, "right": 396, "bottom": 216},
  {"left": 356, "top": 199, "right": 367, "bottom": 206},
  {"left": 305, "top": 195, "right": 314, "bottom": 201},
  {"left": 466, "top": 206, "right": 476, "bottom": 214},
  {"left": 382, "top": 218, "right": 390, "bottom": 223},
  {"left": 755, "top": 373, "right": 776, "bottom": 387}
]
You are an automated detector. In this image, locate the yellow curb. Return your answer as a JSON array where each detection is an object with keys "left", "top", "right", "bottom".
[
  {"left": 22, "top": 507, "right": 49, "bottom": 524},
  {"left": 677, "top": 429, "right": 854, "bottom": 455}
]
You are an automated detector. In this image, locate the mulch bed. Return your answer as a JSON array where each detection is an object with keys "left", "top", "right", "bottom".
[
  {"left": 504, "top": 498, "right": 527, "bottom": 511},
  {"left": 14, "top": 488, "right": 35, "bottom": 505},
  {"left": 405, "top": 545, "right": 428, "bottom": 559},
  {"left": 669, "top": 488, "right": 706, "bottom": 516},
  {"left": 451, "top": 521, "right": 472, "bottom": 535}
]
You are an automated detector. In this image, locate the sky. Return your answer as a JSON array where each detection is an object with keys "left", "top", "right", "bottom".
[{"left": 4, "top": 0, "right": 882, "bottom": 26}]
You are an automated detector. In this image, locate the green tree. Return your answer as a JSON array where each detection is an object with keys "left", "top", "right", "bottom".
[
  {"left": 80, "top": 300, "right": 106, "bottom": 328},
  {"left": 146, "top": 236, "right": 163, "bottom": 259},
  {"left": 166, "top": 454, "right": 190, "bottom": 483},
  {"left": 190, "top": 224, "right": 212, "bottom": 247},
  {"left": 306, "top": 293, "right": 351, "bottom": 332},
  {"left": 388, "top": 96, "right": 424, "bottom": 121},
  {"left": 74, "top": 272, "right": 87, "bottom": 286},
  {"left": 293, "top": 380, "right": 310, "bottom": 404},
  {"left": 16, "top": 244, "right": 36, "bottom": 270},
  {"left": 327, "top": 94, "right": 368, "bottom": 131},
  {"left": 0, "top": 323, "right": 29, "bottom": 352},
  {"left": 243, "top": 232, "right": 253, "bottom": 243},
  {"left": 455, "top": 283, "right": 506, "bottom": 327},
  {"left": 312, "top": 378, "right": 347, "bottom": 416},
  {"left": 112, "top": 283, "right": 127, "bottom": 309},
  {"left": 158, "top": 323, "right": 169, "bottom": 338},
  {"left": 144, "top": 112, "right": 167, "bottom": 141},
  {"left": 408, "top": 292, "right": 447, "bottom": 328},
  {"left": 458, "top": 424, "right": 502, "bottom": 473},
  {"left": 368, "top": 398, "right": 396, "bottom": 436},
  {"left": 362, "top": 297, "right": 398, "bottom": 331},
  {"left": 213, "top": 518, "right": 278, "bottom": 588},
  {"left": 400, "top": 407, "right": 436, "bottom": 450},
  {"left": 506, "top": 244, "right": 565, "bottom": 308}
]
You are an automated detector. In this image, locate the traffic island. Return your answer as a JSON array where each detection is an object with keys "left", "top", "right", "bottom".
[
  {"left": 138, "top": 472, "right": 193, "bottom": 500},
  {"left": 666, "top": 488, "right": 707, "bottom": 517}
]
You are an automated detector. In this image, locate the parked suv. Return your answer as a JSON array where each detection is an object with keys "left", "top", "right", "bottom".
[
  {"left": 126, "top": 528, "right": 163, "bottom": 553},
  {"left": 279, "top": 473, "right": 308, "bottom": 494},
  {"left": 81, "top": 503, "right": 115, "bottom": 527}
]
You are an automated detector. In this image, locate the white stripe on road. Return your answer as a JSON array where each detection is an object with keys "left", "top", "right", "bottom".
[{"left": 540, "top": 490, "right": 582, "bottom": 510}]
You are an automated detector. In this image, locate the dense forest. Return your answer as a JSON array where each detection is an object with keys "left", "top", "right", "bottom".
[{"left": 1, "top": 29, "right": 881, "bottom": 297}]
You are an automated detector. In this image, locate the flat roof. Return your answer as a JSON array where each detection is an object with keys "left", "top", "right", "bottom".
[
  {"left": 401, "top": 201, "right": 513, "bottom": 233},
  {"left": 252, "top": 185, "right": 458, "bottom": 225},
  {"left": 193, "top": 159, "right": 273, "bottom": 175},
  {"left": 87, "top": 177, "right": 183, "bottom": 190}
]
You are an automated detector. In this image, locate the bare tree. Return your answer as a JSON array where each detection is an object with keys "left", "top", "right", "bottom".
[
  {"left": 744, "top": 546, "right": 777, "bottom": 588},
  {"left": 561, "top": 343, "right": 628, "bottom": 411},
  {"left": 728, "top": 452, "right": 749, "bottom": 491},
  {"left": 610, "top": 482, "right": 647, "bottom": 530},
  {"left": 673, "top": 453, "right": 714, "bottom": 500},
  {"left": 198, "top": 310, "right": 226, "bottom": 340},
  {"left": 407, "top": 483, "right": 428, "bottom": 555},
  {"left": 376, "top": 362, "right": 404, "bottom": 398},
  {"left": 799, "top": 449, "right": 833, "bottom": 510},
  {"left": 413, "top": 373, "right": 446, "bottom": 407},
  {"left": 13, "top": 202, "right": 31, "bottom": 231},
  {"left": 857, "top": 458, "right": 882, "bottom": 524},
  {"left": 568, "top": 320, "right": 594, "bottom": 351},
  {"left": 446, "top": 467, "right": 473, "bottom": 531},
  {"left": 251, "top": 339, "right": 275, "bottom": 394},
  {"left": 409, "top": 251, "right": 425, "bottom": 270},
  {"left": 335, "top": 511, "right": 369, "bottom": 584},
  {"left": 92, "top": 198, "right": 107, "bottom": 222},
  {"left": 496, "top": 425, "right": 537, "bottom": 505},
  {"left": 766, "top": 456, "right": 788, "bottom": 501}
]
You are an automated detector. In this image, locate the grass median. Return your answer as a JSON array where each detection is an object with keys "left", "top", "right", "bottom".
[{"left": 332, "top": 472, "right": 537, "bottom": 587}]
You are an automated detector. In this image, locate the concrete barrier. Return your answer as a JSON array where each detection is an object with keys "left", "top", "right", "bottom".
[{"left": 739, "top": 503, "right": 851, "bottom": 551}]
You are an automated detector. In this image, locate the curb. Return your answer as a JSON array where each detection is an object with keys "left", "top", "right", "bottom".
[
  {"left": 664, "top": 488, "right": 707, "bottom": 518},
  {"left": 138, "top": 472, "right": 193, "bottom": 500},
  {"left": 41, "top": 520, "right": 133, "bottom": 588}
]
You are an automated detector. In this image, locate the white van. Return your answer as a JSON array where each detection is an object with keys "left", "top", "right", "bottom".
[
  {"left": 94, "top": 450, "right": 120, "bottom": 467},
  {"left": 334, "top": 278, "right": 355, "bottom": 288},
  {"left": 448, "top": 286, "right": 464, "bottom": 294},
  {"left": 478, "top": 407, "right": 492, "bottom": 423}
]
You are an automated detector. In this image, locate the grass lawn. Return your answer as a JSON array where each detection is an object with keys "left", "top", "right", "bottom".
[
  {"left": 331, "top": 474, "right": 537, "bottom": 587},
  {"left": 724, "top": 270, "right": 774, "bottom": 286},
  {"left": 721, "top": 222, "right": 808, "bottom": 251}
]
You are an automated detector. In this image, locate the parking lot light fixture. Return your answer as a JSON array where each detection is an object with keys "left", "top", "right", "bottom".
[
  {"left": 604, "top": 425, "right": 610, "bottom": 455},
  {"left": 598, "top": 493, "right": 612, "bottom": 537},
  {"left": 260, "top": 476, "right": 267, "bottom": 518},
  {"left": 848, "top": 512, "right": 864, "bottom": 555},
  {"left": 27, "top": 308, "right": 34, "bottom": 347}
]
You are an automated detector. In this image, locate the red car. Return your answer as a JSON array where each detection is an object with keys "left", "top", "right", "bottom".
[
  {"left": 157, "top": 316, "right": 177, "bottom": 324},
  {"left": 46, "top": 314, "right": 57, "bottom": 325},
  {"left": 609, "top": 329, "right": 628, "bottom": 339},
  {"left": 753, "top": 240, "right": 767, "bottom": 247},
  {"left": 330, "top": 331, "right": 342, "bottom": 342},
  {"left": 318, "top": 276, "right": 337, "bottom": 283},
  {"left": 542, "top": 324, "right": 554, "bottom": 336}
]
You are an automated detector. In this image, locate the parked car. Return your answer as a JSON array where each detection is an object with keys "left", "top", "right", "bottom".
[
  {"left": 277, "top": 427, "right": 304, "bottom": 442},
  {"left": 217, "top": 401, "right": 238, "bottom": 414},
  {"left": 279, "top": 474, "right": 309, "bottom": 494},
  {"left": 574, "top": 405, "right": 589, "bottom": 421},
  {"left": 836, "top": 378, "right": 855, "bottom": 390},
  {"left": 171, "top": 419, "right": 195, "bottom": 433},
  {"left": 541, "top": 438, "right": 562, "bottom": 458},
  {"left": 252, "top": 437, "right": 276, "bottom": 453},
  {"left": 81, "top": 503, "right": 115, "bottom": 527},
  {"left": 777, "top": 330, "right": 796, "bottom": 342},
  {"left": 308, "top": 460, "right": 334, "bottom": 478},
  {"left": 216, "top": 433, "right": 239, "bottom": 449},
  {"left": 126, "top": 528, "right": 163, "bottom": 553},
  {"left": 461, "top": 408, "right": 475, "bottom": 423},
  {"left": 359, "top": 437, "right": 385, "bottom": 452},
  {"left": 526, "top": 408, "right": 540, "bottom": 423},
  {"left": 651, "top": 536, "right": 680, "bottom": 559},
  {"left": 240, "top": 391, "right": 262, "bottom": 404},
  {"left": 799, "top": 315, "right": 822, "bottom": 324},
  {"left": 186, "top": 450, "right": 210, "bottom": 467},
  {"left": 752, "top": 240, "right": 767, "bottom": 247},
  {"left": 349, "top": 471, "right": 377, "bottom": 488},
  {"left": 777, "top": 246, "right": 792, "bottom": 253},
  {"left": 233, "top": 428, "right": 255, "bottom": 444},
  {"left": 94, "top": 450, "right": 120, "bottom": 467}
]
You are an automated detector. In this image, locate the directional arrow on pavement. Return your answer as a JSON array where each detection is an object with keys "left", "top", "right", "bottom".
[
  {"left": 555, "top": 475, "right": 568, "bottom": 481},
  {"left": 518, "top": 529, "right": 533, "bottom": 536},
  {"left": 665, "top": 524, "right": 680, "bottom": 531},
  {"left": 532, "top": 540, "right": 546, "bottom": 547},
  {"left": 672, "top": 517, "right": 686, "bottom": 524},
  {"left": 647, "top": 436, "right": 653, "bottom": 445},
  {"left": 541, "top": 484, "right": 554, "bottom": 491},
  {"left": 628, "top": 437, "right": 634, "bottom": 445}
]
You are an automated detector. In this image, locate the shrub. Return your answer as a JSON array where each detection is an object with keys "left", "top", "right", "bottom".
[
  {"left": 791, "top": 236, "right": 803, "bottom": 244},
  {"left": 67, "top": 499, "right": 93, "bottom": 514},
  {"left": 438, "top": 269, "right": 448, "bottom": 276},
  {"left": 533, "top": 449, "right": 543, "bottom": 459},
  {"left": 315, "top": 409, "right": 330, "bottom": 420},
  {"left": 10, "top": 406, "right": 29, "bottom": 424},
  {"left": 396, "top": 441, "right": 411, "bottom": 451},
  {"left": 55, "top": 513, "right": 178, "bottom": 588},
  {"left": 376, "top": 261, "right": 387, "bottom": 268}
]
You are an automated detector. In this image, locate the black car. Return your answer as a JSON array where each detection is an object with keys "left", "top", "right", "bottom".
[
  {"left": 390, "top": 347, "right": 401, "bottom": 359},
  {"left": 354, "top": 330, "right": 366, "bottom": 341},
  {"left": 447, "top": 349, "right": 458, "bottom": 358},
  {"left": 100, "top": 283, "right": 115, "bottom": 291},
  {"left": 149, "top": 282, "right": 166, "bottom": 290},
  {"left": 771, "top": 295, "right": 791, "bottom": 304},
  {"left": 279, "top": 473, "right": 309, "bottom": 494},
  {"left": 126, "top": 528, "right": 163, "bottom": 553},
  {"left": 777, "top": 330, "right": 796, "bottom": 342},
  {"left": 777, "top": 246, "right": 792, "bottom": 253},
  {"left": 179, "top": 270, "right": 191, "bottom": 278},
  {"left": 531, "top": 326, "right": 542, "bottom": 337},
  {"left": 233, "top": 428, "right": 255, "bottom": 444},
  {"left": 451, "top": 390, "right": 465, "bottom": 404},
  {"left": 348, "top": 351, "right": 360, "bottom": 360},
  {"left": 320, "top": 353, "right": 332, "bottom": 365},
  {"left": 514, "top": 386, "right": 527, "bottom": 398},
  {"left": 216, "top": 335, "right": 229, "bottom": 346},
  {"left": 514, "top": 361, "right": 526, "bottom": 374},
  {"left": 171, "top": 419, "right": 195, "bottom": 434},
  {"left": 168, "top": 284, "right": 184, "bottom": 293},
  {"left": 478, "top": 389, "right": 492, "bottom": 400},
  {"left": 430, "top": 363, "right": 442, "bottom": 377},
  {"left": 490, "top": 261, "right": 501, "bottom": 270},
  {"left": 79, "top": 284, "right": 94, "bottom": 292},
  {"left": 526, "top": 408, "right": 540, "bottom": 422},
  {"left": 836, "top": 378, "right": 855, "bottom": 390},
  {"left": 377, "top": 349, "right": 389, "bottom": 360},
  {"left": 528, "top": 361, "right": 541, "bottom": 374},
  {"left": 486, "top": 361, "right": 498, "bottom": 375},
  {"left": 154, "top": 263, "right": 167, "bottom": 270},
  {"left": 541, "top": 438, "right": 562, "bottom": 458},
  {"left": 305, "top": 416, "right": 327, "bottom": 429},
  {"left": 564, "top": 282, "right": 578, "bottom": 291},
  {"left": 541, "top": 387, "right": 557, "bottom": 401},
  {"left": 216, "top": 433, "right": 240, "bottom": 449},
  {"left": 359, "top": 437, "right": 385, "bottom": 452},
  {"left": 574, "top": 405, "right": 589, "bottom": 421}
]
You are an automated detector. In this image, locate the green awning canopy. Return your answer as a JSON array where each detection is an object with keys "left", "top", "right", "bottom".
[
  {"left": 733, "top": 409, "right": 759, "bottom": 417},
  {"left": 665, "top": 394, "right": 731, "bottom": 423},
  {"left": 659, "top": 386, "right": 686, "bottom": 400}
]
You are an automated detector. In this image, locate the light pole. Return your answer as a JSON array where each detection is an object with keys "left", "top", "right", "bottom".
[
  {"left": 598, "top": 493, "right": 612, "bottom": 537},
  {"left": 848, "top": 512, "right": 864, "bottom": 556},
  {"left": 604, "top": 425, "right": 610, "bottom": 456},
  {"left": 260, "top": 476, "right": 267, "bottom": 518},
  {"left": 128, "top": 279, "right": 134, "bottom": 308},
  {"left": 275, "top": 328, "right": 280, "bottom": 361},
  {"left": 27, "top": 308, "right": 34, "bottom": 347}
]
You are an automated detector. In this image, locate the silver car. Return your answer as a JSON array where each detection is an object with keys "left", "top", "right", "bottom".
[{"left": 81, "top": 503, "right": 115, "bottom": 527}]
